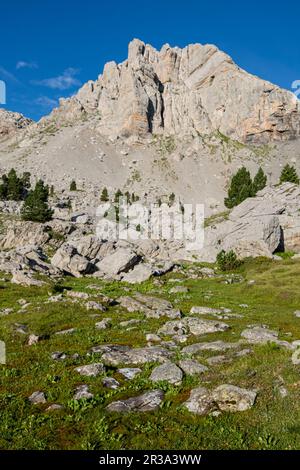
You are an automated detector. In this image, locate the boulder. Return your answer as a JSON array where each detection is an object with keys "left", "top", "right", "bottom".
[
  {"left": 51, "top": 243, "right": 93, "bottom": 277},
  {"left": 150, "top": 362, "right": 183, "bottom": 385},
  {"left": 96, "top": 247, "right": 140, "bottom": 276},
  {"left": 158, "top": 317, "right": 230, "bottom": 337},
  {"left": 107, "top": 389, "right": 164, "bottom": 412}
]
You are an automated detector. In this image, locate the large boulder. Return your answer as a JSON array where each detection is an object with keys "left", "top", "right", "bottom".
[
  {"left": 96, "top": 247, "right": 140, "bottom": 276},
  {"left": 51, "top": 243, "right": 93, "bottom": 277}
]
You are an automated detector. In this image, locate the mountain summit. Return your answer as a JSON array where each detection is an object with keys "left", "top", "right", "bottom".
[{"left": 47, "top": 38, "right": 300, "bottom": 143}]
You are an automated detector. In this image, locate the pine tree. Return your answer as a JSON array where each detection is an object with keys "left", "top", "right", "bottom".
[
  {"left": 21, "top": 180, "right": 53, "bottom": 223},
  {"left": 169, "top": 192, "right": 176, "bottom": 206},
  {"left": 114, "top": 189, "right": 123, "bottom": 203},
  {"left": 100, "top": 187, "right": 109, "bottom": 202},
  {"left": 6, "top": 169, "right": 23, "bottom": 201},
  {"left": 279, "top": 164, "right": 300, "bottom": 185},
  {"left": 21, "top": 172, "right": 31, "bottom": 190},
  {"left": 0, "top": 174, "right": 8, "bottom": 200},
  {"left": 224, "top": 167, "right": 253, "bottom": 208},
  {"left": 253, "top": 167, "right": 267, "bottom": 194},
  {"left": 70, "top": 180, "right": 77, "bottom": 191},
  {"left": 124, "top": 191, "right": 131, "bottom": 204}
]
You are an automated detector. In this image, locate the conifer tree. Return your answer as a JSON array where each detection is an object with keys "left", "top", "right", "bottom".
[
  {"left": 21, "top": 180, "right": 53, "bottom": 223},
  {"left": 253, "top": 167, "right": 267, "bottom": 194},
  {"left": 224, "top": 167, "right": 253, "bottom": 208},
  {"left": 279, "top": 164, "right": 299, "bottom": 185}
]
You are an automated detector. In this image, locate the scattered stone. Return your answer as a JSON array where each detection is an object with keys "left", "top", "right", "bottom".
[
  {"left": 28, "top": 391, "right": 46, "bottom": 404},
  {"left": 182, "top": 341, "right": 241, "bottom": 355},
  {"left": 55, "top": 328, "right": 76, "bottom": 336},
  {"left": 46, "top": 404, "right": 64, "bottom": 411},
  {"left": 118, "top": 368, "right": 142, "bottom": 379},
  {"left": 146, "top": 333, "right": 161, "bottom": 343},
  {"left": 120, "top": 319, "right": 142, "bottom": 328},
  {"left": 107, "top": 390, "right": 164, "bottom": 412},
  {"left": 184, "top": 384, "right": 257, "bottom": 415},
  {"left": 211, "top": 385, "right": 257, "bottom": 412},
  {"left": 93, "top": 344, "right": 173, "bottom": 366},
  {"left": 51, "top": 351, "right": 67, "bottom": 361},
  {"left": 74, "top": 363, "right": 105, "bottom": 377},
  {"left": 86, "top": 301, "right": 106, "bottom": 311},
  {"left": 178, "top": 359, "right": 208, "bottom": 375},
  {"left": 150, "top": 362, "right": 183, "bottom": 385},
  {"left": 118, "top": 294, "right": 181, "bottom": 319},
  {"left": 11, "top": 269, "right": 45, "bottom": 287},
  {"left": 95, "top": 318, "right": 112, "bottom": 330},
  {"left": 207, "top": 355, "right": 231, "bottom": 365},
  {"left": 169, "top": 286, "right": 189, "bottom": 294},
  {"left": 14, "top": 323, "right": 28, "bottom": 334},
  {"left": 294, "top": 310, "right": 300, "bottom": 318},
  {"left": 28, "top": 334, "right": 41, "bottom": 346},
  {"left": 190, "top": 306, "right": 231, "bottom": 315},
  {"left": 73, "top": 385, "right": 94, "bottom": 400},
  {"left": 158, "top": 317, "right": 230, "bottom": 337},
  {"left": 102, "top": 377, "right": 120, "bottom": 389},
  {"left": 66, "top": 290, "right": 90, "bottom": 299},
  {"left": 241, "top": 326, "right": 293, "bottom": 349}
]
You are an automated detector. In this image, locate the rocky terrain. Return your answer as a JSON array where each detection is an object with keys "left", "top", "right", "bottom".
[
  {"left": 1, "top": 38, "right": 300, "bottom": 450},
  {"left": 0, "top": 39, "right": 300, "bottom": 211}
]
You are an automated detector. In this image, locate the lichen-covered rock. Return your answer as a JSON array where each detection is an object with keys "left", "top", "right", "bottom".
[{"left": 106, "top": 389, "right": 164, "bottom": 412}]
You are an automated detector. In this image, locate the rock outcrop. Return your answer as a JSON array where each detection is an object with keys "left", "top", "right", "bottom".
[
  {"left": 0, "top": 109, "right": 33, "bottom": 141},
  {"left": 46, "top": 38, "right": 300, "bottom": 144}
]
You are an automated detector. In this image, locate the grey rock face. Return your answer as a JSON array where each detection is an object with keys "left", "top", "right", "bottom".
[
  {"left": 74, "top": 363, "right": 105, "bottom": 377},
  {"left": 107, "top": 389, "right": 164, "bottom": 412},
  {"left": 49, "top": 39, "right": 300, "bottom": 144},
  {"left": 0, "top": 109, "right": 33, "bottom": 140},
  {"left": 150, "top": 362, "right": 183, "bottom": 385}
]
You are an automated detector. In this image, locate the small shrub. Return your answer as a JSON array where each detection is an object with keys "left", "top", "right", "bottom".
[
  {"left": 70, "top": 180, "right": 77, "bottom": 191},
  {"left": 217, "top": 250, "right": 241, "bottom": 271}
]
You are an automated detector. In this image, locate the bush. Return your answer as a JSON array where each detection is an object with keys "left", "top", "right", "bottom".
[
  {"left": 279, "top": 164, "right": 299, "bottom": 185},
  {"left": 69, "top": 180, "right": 77, "bottom": 191},
  {"left": 21, "top": 180, "right": 53, "bottom": 223},
  {"left": 216, "top": 250, "right": 241, "bottom": 271}
]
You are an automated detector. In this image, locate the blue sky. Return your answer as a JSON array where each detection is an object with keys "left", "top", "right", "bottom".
[{"left": 1, "top": 0, "right": 299, "bottom": 121}]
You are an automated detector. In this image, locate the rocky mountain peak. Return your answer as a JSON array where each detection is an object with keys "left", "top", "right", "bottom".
[
  {"left": 0, "top": 109, "right": 33, "bottom": 140},
  {"left": 46, "top": 38, "right": 300, "bottom": 143}
]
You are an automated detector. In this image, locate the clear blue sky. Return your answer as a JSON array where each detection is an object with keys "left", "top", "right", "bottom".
[{"left": 1, "top": 0, "right": 299, "bottom": 121}]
